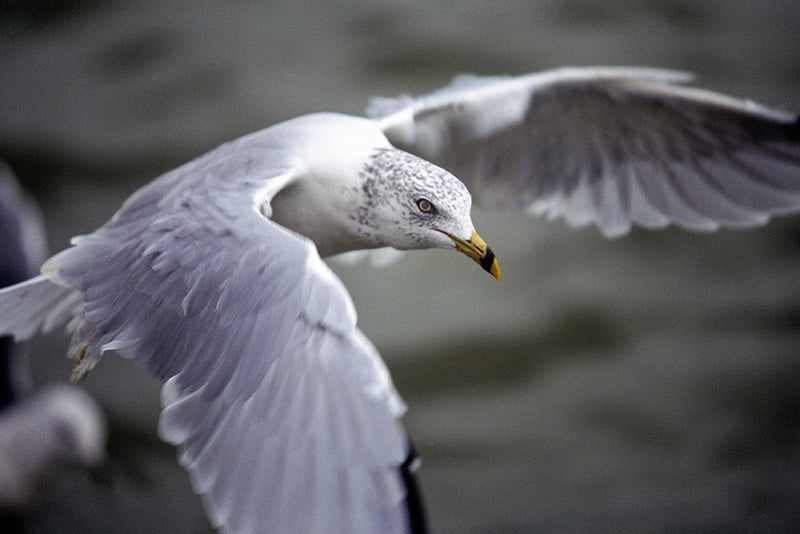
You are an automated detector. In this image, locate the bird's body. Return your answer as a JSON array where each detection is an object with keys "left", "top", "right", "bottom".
[{"left": 0, "top": 66, "right": 798, "bottom": 533}]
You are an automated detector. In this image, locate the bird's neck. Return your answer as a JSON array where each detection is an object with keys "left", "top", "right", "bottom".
[{"left": 269, "top": 172, "right": 384, "bottom": 257}]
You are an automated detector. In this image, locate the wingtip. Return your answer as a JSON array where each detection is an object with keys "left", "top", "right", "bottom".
[{"left": 400, "top": 441, "right": 428, "bottom": 534}]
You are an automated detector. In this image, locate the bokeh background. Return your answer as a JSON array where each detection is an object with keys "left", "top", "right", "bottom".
[{"left": 2, "top": 1, "right": 800, "bottom": 532}]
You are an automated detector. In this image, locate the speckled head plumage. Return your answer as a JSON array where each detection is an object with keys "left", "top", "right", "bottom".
[{"left": 354, "top": 148, "right": 473, "bottom": 249}]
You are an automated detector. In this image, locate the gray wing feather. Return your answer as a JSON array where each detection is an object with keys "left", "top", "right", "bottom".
[
  {"left": 0, "top": 275, "right": 80, "bottom": 340},
  {"left": 39, "top": 144, "right": 412, "bottom": 533},
  {"left": 372, "top": 67, "right": 800, "bottom": 236},
  {"left": 0, "top": 163, "right": 75, "bottom": 341}
]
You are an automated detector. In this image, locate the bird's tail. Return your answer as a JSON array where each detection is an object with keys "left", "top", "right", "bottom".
[{"left": 0, "top": 275, "right": 80, "bottom": 341}]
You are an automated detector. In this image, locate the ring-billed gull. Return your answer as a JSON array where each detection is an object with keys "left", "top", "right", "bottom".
[
  {"left": 0, "top": 66, "right": 798, "bottom": 532},
  {"left": 0, "top": 163, "right": 106, "bottom": 510}
]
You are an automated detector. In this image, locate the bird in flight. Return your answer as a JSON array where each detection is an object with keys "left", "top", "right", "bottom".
[{"left": 0, "top": 67, "right": 798, "bottom": 533}]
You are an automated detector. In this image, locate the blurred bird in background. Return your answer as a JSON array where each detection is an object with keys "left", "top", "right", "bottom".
[{"left": 0, "top": 162, "right": 106, "bottom": 511}]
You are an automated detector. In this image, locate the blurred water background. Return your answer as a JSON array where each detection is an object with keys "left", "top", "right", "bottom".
[{"left": 2, "top": 1, "right": 800, "bottom": 532}]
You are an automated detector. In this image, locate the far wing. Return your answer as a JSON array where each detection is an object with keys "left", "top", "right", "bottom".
[
  {"left": 43, "top": 155, "right": 415, "bottom": 533},
  {"left": 371, "top": 67, "right": 800, "bottom": 237}
]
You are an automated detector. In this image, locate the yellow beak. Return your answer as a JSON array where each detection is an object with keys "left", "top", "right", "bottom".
[{"left": 447, "top": 230, "right": 501, "bottom": 280}]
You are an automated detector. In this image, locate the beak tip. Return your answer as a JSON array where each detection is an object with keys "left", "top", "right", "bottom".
[{"left": 481, "top": 248, "right": 501, "bottom": 281}]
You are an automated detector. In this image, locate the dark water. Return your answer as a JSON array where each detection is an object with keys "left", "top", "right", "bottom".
[{"left": 2, "top": 1, "right": 800, "bottom": 532}]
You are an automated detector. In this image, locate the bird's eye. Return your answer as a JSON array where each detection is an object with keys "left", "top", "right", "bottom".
[{"left": 416, "top": 198, "right": 435, "bottom": 214}]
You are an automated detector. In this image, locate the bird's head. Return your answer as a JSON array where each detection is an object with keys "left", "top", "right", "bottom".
[{"left": 355, "top": 147, "right": 500, "bottom": 280}]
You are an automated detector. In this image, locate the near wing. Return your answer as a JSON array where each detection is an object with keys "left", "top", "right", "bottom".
[
  {"left": 370, "top": 66, "right": 800, "bottom": 237},
  {"left": 37, "top": 152, "right": 415, "bottom": 533}
]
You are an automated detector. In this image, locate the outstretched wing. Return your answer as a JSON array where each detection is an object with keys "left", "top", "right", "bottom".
[
  {"left": 371, "top": 67, "right": 800, "bottom": 237},
  {"left": 40, "top": 148, "right": 416, "bottom": 533}
]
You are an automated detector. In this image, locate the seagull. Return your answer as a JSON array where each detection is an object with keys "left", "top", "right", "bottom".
[
  {"left": 0, "top": 66, "right": 798, "bottom": 532},
  {"left": 0, "top": 163, "right": 106, "bottom": 510}
]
